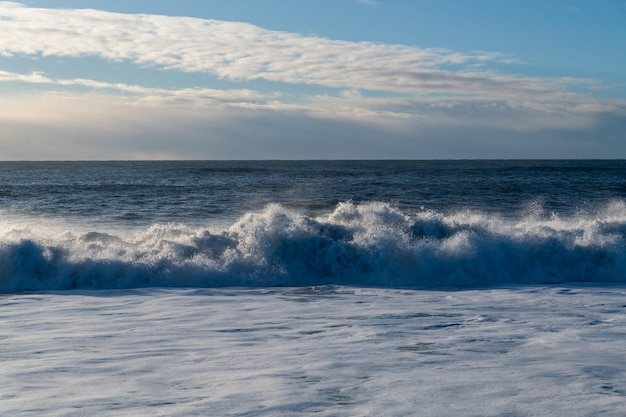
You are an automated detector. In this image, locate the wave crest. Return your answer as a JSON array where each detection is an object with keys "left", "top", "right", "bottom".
[{"left": 1, "top": 201, "right": 626, "bottom": 291}]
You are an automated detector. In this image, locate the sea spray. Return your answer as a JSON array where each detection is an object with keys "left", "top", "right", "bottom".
[{"left": 1, "top": 201, "right": 625, "bottom": 291}]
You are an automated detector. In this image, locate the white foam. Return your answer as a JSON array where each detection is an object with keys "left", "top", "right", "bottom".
[
  {"left": 1, "top": 201, "right": 626, "bottom": 291},
  {"left": 2, "top": 286, "right": 626, "bottom": 416}
]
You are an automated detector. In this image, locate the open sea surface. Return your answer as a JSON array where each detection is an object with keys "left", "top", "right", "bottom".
[{"left": 2, "top": 160, "right": 626, "bottom": 416}]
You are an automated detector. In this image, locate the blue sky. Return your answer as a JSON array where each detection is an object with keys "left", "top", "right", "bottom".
[{"left": 0, "top": 0, "right": 625, "bottom": 159}]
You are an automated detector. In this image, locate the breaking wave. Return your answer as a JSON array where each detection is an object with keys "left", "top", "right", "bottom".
[{"left": 2, "top": 201, "right": 626, "bottom": 291}]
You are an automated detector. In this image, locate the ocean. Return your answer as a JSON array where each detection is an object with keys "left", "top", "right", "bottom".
[
  {"left": 2, "top": 160, "right": 626, "bottom": 290},
  {"left": 2, "top": 160, "right": 626, "bottom": 416}
]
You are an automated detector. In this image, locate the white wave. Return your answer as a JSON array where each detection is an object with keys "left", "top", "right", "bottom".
[{"left": 1, "top": 201, "right": 626, "bottom": 291}]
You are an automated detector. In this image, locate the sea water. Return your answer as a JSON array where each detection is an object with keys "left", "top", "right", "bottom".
[
  {"left": 1, "top": 160, "right": 626, "bottom": 415},
  {"left": 2, "top": 160, "right": 626, "bottom": 290}
]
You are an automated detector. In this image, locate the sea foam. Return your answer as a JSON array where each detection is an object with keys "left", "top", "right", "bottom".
[{"left": 1, "top": 201, "right": 626, "bottom": 291}]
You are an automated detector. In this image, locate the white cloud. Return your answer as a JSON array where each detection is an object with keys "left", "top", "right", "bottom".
[
  {"left": 1, "top": 68, "right": 618, "bottom": 133},
  {"left": 0, "top": 1, "right": 581, "bottom": 101},
  {"left": 0, "top": 2, "right": 624, "bottom": 160},
  {"left": 0, "top": 70, "right": 276, "bottom": 108}
]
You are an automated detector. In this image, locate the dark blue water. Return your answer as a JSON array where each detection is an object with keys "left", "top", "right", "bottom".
[
  {"left": 1, "top": 160, "right": 625, "bottom": 227},
  {"left": 1, "top": 160, "right": 626, "bottom": 291}
]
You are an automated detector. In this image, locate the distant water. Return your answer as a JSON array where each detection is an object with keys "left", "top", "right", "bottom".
[{"left": 1, "top": 160, "right": 626, "bottom": 291}]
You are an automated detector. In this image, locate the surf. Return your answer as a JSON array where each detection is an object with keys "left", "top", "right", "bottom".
[{"left": 1, "top": 200, "right": 626, "bottom": 291}]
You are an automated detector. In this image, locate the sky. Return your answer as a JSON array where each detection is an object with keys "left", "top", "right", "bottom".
[{"left": 0, "top": 0, "right": 625, "bottom": 160}]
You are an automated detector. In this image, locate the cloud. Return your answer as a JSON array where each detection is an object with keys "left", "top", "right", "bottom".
[
  {"left": 0, "top": 2, "right": 624, "bottom": 159},
  {"left": 2, "top": 68, "right": 619, "bottom": 134},
  {"left": 1, "top": 92, "right": 625, "bottom": 160},
  {"left": 0, "top": 1, "right": 588, "bottom": 101},
  {"left": 0, "top": 70, "right": 277, "bottom": 108},
  {"left": 0, "top": 93, "right": 407, "bottom": 159}
]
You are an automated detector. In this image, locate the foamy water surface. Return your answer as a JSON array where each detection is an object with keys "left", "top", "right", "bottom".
[{"left": 2, "top": 286, "right": 626, "bottom": 416}]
